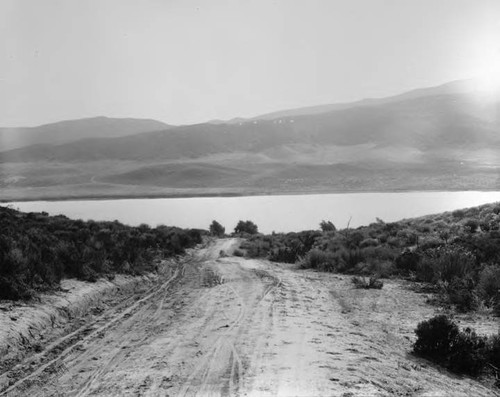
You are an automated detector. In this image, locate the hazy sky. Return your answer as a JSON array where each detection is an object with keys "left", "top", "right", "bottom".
[{"left": 1, "top": 0, "right": 500, "bottom": 127}]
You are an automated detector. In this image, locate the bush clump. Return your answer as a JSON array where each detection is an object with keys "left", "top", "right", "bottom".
[
  {"left": 413, "top": 315, "right": 498, "bottom": 378},
  {"left": 0, "top": 207, "right": 203, "bottom": 300},
  {"left": 300, "top": 249, "right": 337, "bottom": 271},
  {"left": 209, "top": 220, "right": 225, "bottom": 237},
  {"left": 416, "top": 246, "right": 475, "bottom": 283},
  {"left": 234, "top": 220, "right": 259, "bottom": 235},
  {"left": 477, "top": 265, "right": 500, "bottom": 306},
  {"left": 414, "top": 315, "right": 459, "bottom": 359},
  {"left": 351, "top": 275, "right": 383, "bottom": 289}
]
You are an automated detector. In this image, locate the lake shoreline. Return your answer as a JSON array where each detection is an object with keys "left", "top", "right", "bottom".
[
  {"left": 5, "top": 190, "right": 500, "bottom": 234},
  {"left": 4, "top": 187, "right": 500, "bottom": 204}
]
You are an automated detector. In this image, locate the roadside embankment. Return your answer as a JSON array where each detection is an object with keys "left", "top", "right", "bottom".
[{"left": 0, "top": 271, "right": 160, "bottom": 377}]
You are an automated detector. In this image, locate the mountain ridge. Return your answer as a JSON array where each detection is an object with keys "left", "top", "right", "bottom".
[
  {"left": 1, "top": 79, "right": 499, "bottom": 201},
  {"left": 1, "top": 90, "right": 498, "bottom": 163},
  {"left": 0, "top": 116, "right": 172, "bottom": 151}
]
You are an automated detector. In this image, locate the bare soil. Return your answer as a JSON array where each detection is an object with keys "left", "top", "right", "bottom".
[{"left": 0, "top": 239, "right": 498, "bottom": 396}]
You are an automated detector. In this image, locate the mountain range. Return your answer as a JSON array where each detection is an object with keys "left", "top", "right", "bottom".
[
  {"left": 1, "top": 80, "right": 499, "bottom": 201},
  {"left": 0, "top": 116, "right": 170, "bottom": 151}
]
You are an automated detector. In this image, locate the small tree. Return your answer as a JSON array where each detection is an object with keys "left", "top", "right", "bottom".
[
  {"left": 234, "top": 220, "right": 258, "bottom": 235},
  {"left": 209, "top": 220, "right": 225, "bottom": 237},
  {"left": 320, "top": 220, "right": 336, "bottom": 232}
]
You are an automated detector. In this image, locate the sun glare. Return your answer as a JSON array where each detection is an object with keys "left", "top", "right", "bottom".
[{"left": 471, "top": 48, "right": 500, "bottom": 96}]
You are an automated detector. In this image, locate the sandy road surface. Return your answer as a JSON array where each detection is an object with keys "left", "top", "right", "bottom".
[{"left": 1, "top": 238, "right": 498, "bottom": 397}]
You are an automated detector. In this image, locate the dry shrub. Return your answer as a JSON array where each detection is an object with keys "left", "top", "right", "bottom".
[{"left": 351, "top": 275, "right": 383, "bottom": 289}]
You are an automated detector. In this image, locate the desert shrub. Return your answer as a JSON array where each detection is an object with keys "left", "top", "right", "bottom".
[
  {"left": 457, "top": 233, "right": 500, "bottom": 265},
  {"left": 445, "top": 276, "right": 479, "bottom": 312},
  {"left": 342, "top": 230, "right": 365, "bottom": 249},
  {"left": 477, "top": 265, "right": 500, "bottom": 306},
  {"left": 233, "top": 249, "right": 245, "bottom": 257},
  {"left": 438, "top": 230, "right": 451, "bottom": 243},
  {"left": 448, "top": 327, "right": 488, "bottom": 376},
  {"left": 335, "top": 247, "right": 364, "bottom": 272},
  {"left": 415, "top": 256, "right": 438, "bottom": 282},
  {"left": 488, "top": 333, "right": 500, "bottom": 368},
  {"left": 417, "top": 225, "right": 432, "bottom": 233},
  {"left": 396, "top": 229, "right": 418, "bottom": 245},
  {"left": 319, "top": 220, "right": 336, "bottom": 232},
  {"left": 351, "top": 275, "right": 383, "bottom": 289},
  {"left": 359, "top": 238, "right": 378, "bottom": 248},
  {"left": 464, "top": 207, "right": 480, "bottom": 217},
  {"left": 387, "top": 237, "right": 401, "bottom": 248},
  {"left": 354, "top": 260, "right": 394, "bottom": 278},
  {"left": 413, "top": 315, "right": 459, "bottom": 360},
  {"left": 419, "top": 237, "right": 444, "bottom": 250},
  {"left": 0, "top": 207, "right": 202, "bottom": 300},
  {"left": 262, "top": 230, "right": 322, "bottom": 264},
  {"left": 417, "top": 246, "right": 475, "bottom": 284},
  {"left": 378, "top": 233, "right": 388, "bottom": 244},
  {"left": 437, "top": 247, "right": 475, "bottom": 283},
  {"left": 413, "top": 315, "right": 494, "bottom": 377},
  {"left": 234, "top": 220, "right": 258, "bottom": 235},
  {"left": 209, "top": 220, "right": 225, "bottom": 237},
  {"left": 269, "top": 247, "right": 300, "bottom": 263},
  {"left": 245, "top": 239, "right": 270, "bottom": 258},
  {"left": 300, "top": 249, "right": 335, "bottom": 271},
  {"left": 371, "top": 260, "right": 395, "bottom": 278},
  {"left": 395, "top": 250, "right": 420, "bottom": 274},
  {"left": 464, "top": 219, "right": 479, "bottom": 233},
  {"left": 364, "top": 245, "right": 397, "bottom": 262},
  {"left": 494, "top": 300, "right": 500, "bottom": 317},
  {"left": 479, "top": 221, "right": 491, "bottom": 232},
  {"left": 0, "top": 276, "right": 33, "bottom": 300}
]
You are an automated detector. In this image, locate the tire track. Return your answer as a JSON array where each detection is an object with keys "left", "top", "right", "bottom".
[
  {"left": 177, "top": 277, "right": 247, "bottom": 397},
  {"left": 73, "top": 262, "right": 189, "bottom": 397},
  {"left": 1, "top": 265, "right": 183, "bottom": 397},
  {"left": 177, "top": 263, "right": 280, "bottom": 397}
]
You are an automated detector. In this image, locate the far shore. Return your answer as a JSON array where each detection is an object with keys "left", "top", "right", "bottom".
[{"left": 3, "top": 187, "right": 500, "bottom": 204}]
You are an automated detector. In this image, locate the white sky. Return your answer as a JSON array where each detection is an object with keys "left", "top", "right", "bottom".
[{"left": 1, "top": 0, "right": 500, "bottom": 127}]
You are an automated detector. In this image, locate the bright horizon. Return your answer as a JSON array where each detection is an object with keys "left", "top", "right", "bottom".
[{"left": 2, "top": 0, "right": 500, "bottom": 128}]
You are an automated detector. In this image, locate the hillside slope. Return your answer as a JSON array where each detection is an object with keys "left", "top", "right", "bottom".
[
  {"left": 252, "top": 79, "right": 478, "bottom": 120},
  {"left": 1, "top": 93, "right": 498, "bottom": 163},
  {"left": 1, "top": 80, "right": 499, "bottom": 199},
  {"left": 0, "top": 116, "right": 170, "bottom": 151}
]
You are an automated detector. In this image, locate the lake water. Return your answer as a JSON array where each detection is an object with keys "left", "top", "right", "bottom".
[{"left": 5, "top": 191, "right": 500, "bottom": 234}]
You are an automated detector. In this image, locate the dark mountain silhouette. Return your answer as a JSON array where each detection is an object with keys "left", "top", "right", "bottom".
[{"left": 0, "top": 116, "right": 171, "bottom": 151}]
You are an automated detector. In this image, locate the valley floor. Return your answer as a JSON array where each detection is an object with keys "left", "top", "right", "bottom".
[{"left": 1, "top": 239, "right": 498, "bottom": 396}]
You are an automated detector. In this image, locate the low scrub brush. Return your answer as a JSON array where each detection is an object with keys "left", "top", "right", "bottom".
[{"left": 351, "top": 275, "right": 383, "bottom": 289}]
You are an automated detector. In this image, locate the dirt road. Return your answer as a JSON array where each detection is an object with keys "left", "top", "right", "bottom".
[{"left": 1, "top": 239, "right": 498, "bottom": 396}]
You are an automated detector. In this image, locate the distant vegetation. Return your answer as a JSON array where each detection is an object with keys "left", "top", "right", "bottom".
[
  {"left": 234, "top": 220, "right": 259, "bottom": 235},
  {"left": 240, "top": 203, "right": 500, "bottom": 314},
  {"left": 209, "top": 220, "right": 225, "bottom": 237},
  {"left": 0, "top": 206, "right": 204, "bottom": 300},
  {"left": 239, "top": 202, "right": 500, "bottom": 386}
]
